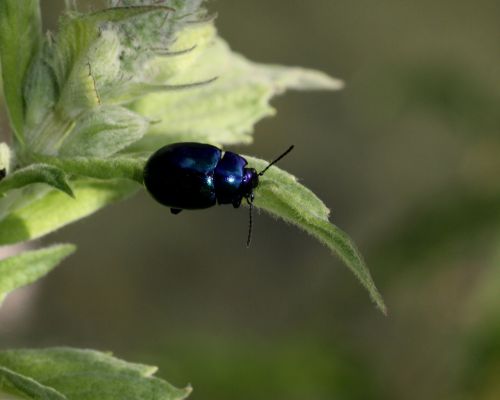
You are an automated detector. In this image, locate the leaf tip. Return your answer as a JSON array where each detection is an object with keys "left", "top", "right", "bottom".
[
  {"left": 52, "top": 243, "right": 77, "bottom": 258},
  {"left": 368, "top": 286, "right": 387, "bottom": 315},
  {"left": 377, "top": 300, "right": 388, "bottom": 316},
  {"left": 315, "top": 74, "right": 345, "bottom": 91},
  {"left": 63, "top": 183, "right": 75, "bottom": 198},
  {"left": 183, "top": 384, "right": 194, "bottom": 397}
]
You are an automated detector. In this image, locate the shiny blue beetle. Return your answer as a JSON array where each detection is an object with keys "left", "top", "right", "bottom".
[
  {"left": 143, "top": 142, "right": 260, "bottom": 214},
  {"left": 143, "top": 142, "right": 293, "bottom": 245}
]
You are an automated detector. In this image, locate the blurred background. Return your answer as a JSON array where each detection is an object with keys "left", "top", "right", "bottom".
[{"left": 1, "top": 0, "right": 500, "bottom": 399}]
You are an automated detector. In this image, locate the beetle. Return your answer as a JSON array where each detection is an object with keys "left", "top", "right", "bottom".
[{"left": 143, "top": 142, "right": 294, "bottom": 246}]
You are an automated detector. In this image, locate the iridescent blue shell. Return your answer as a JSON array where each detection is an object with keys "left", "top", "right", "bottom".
[{"left": 143, "top": 142, "right": 258, "bottom": 213}]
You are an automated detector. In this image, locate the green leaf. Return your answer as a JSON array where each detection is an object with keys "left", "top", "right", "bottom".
[
  {"left": 0, "top": 348, "right": 192, "bottom": 400},
  {"left": 142, "top": 22, "right": 217, "bottom": 84},
  {"left": 247, "top": 156, "right": 387, "bottom": 314},
  {"left": 0, "top": 0, "right": 42, "bottom": 145},
  {"left": 71, "top": 13, "right": 216, "bottom": 106},
  {"left": 0, "top": 244, "right": 75, "bottom": 305},
  {"left": 0, "top": 366, "right": 66, "bottom": 400},
  {"left": 0, "top": 178, "right": 138, "bottom": 245},
  {"left": 50, "top": 5, "right": 175, "bottom": 93},
  {"left": 58, "top": 105, "right": 149, "bottom": 157},
  {"left": 29, "top": 6, "right": 175, "bottom": 155},
  {"left": 103, "top": 77, "right": 218, "bottom": 106},
  {"left": 132, "top": 37, "right": 343, "bottom": 149},
  {"left": 0, "top": 164, "right": 74, "bottom": 197},
  {"left": 115, "top": 0, "right": 208, "bottom": 76},
  {"left": 36, "top": 155, "right": 146, "bottom": 184},
  {"left": 0, "top": 184, "right": 53, "bottom": 222},
  {"left": 23, "top": 42, "right": 58, "bottom": 140}
]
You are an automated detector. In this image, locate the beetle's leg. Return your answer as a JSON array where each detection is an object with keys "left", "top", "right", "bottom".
[
  {"left": 232, "top": 198, "right": 242, "bottom": 208},
  {"left": 170, "top": 208, "right": 183, "bottom": 215}
]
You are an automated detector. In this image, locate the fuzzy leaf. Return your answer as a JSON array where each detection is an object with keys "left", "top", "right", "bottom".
[
  {"left": 58, "top": 105, "right": 149, "bottom": 157},
  {"left": 0, "top": 164, "right": 74, "bottom": 197},
  {"left": 0, "top": 348, "right": 192, "bottom": 400},
  {"left": 143, "top": 22, "right": 216, "bottom": 84},
  {"left": 81, "top": 28, "right": 123, "bottom": 105},
  {"left": 29, "top": 6, "right": 175, "bottom": 155},
  {"left": 104, "top": 21, "right": 217, "bottom": 104},
  {"left": 0, "top": 366, "right": 66, "bottom": 400},
  {"left": 50, "top": 5, "right": 175, "bottom": 92},
  {"left": 114, "top": 0, "right": 208, "bottom": 76},
  {"left": 103, "top": 77, "right": 218, "bottom": 106},
  {"left": 132, "top": 37, "right": 343, "bottom": 149},
  {"left": 0, "top": 179, "right": 138, "bottom": 245},
  {"left": 0, "top": 0, "right": 42, "bottom": 145},
  {"left": 0, "top": 186, "right": 48, "bottom": 224},
  {"left": 23, "top": 42, "right": 58, "bottom": 139},
  {"left": 247, "top": 156, "right": 387, "bottom": 314},
  {"left": 36, "top": 155, "right": 146, "bottom": 183},
  {"left": 0, "top": 244, "right": 75, "bottom": 305}
]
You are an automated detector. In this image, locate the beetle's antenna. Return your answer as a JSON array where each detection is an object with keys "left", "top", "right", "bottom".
[
  {"left": 246, "top": 196, "right": 254, "bottom": 248},
  {"left": 258, "top": 145, "right": 294, "bottom": 176}
]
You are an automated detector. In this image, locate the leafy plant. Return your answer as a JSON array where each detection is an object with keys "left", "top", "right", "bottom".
[
  {"left": 0, "top": 347, "right": 192, "bottom": 400},
  {"left": 0, "top": 0, "right": 385, "bottom": 398}
]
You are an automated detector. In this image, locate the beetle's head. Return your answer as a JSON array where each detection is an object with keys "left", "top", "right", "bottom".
[{"left": 241, "top": 168, "right": 259, "bottom": 197}]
